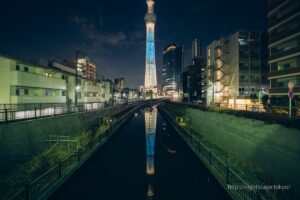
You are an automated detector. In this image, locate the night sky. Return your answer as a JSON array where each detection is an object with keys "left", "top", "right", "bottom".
[{"left": 0, "top": 0, "right": 268, "bottom": 88}]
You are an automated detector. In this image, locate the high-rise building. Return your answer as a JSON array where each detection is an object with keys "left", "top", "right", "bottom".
[
  {"left": 162, "top": 44, "right": 184, "bottom": 97},
  {"left": 206, "top": 31, "right": 268, "bottom": 108},
  {"left": 268, "top": 0, "right": 300, "bottom": 105},
  {"left": 192, "top": 39, "right": 201, "bottom": 59},
  {"left": 180, "top": 39, "right": 205, "bottom": 103},
  {"left": 84, "top": 62, "right": 96, "bottom": 80},
  {"left": 77, "top": 57, "right": 97, "bottom": 80},
  {"left": 114, "top": 77, "right": 126, "bottom": 90},
  {"left": 144, "top": 0, "right": 157, "bottom": 94}
]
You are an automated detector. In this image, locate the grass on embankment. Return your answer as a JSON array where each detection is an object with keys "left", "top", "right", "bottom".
[
  {"left": 0, "top": 120, "right": 111, "bottom": 200},
  {"left": 161, "top": 102, "right": 300, "bottom": 199}
]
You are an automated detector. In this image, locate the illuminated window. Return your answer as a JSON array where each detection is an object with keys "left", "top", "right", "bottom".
[
  {"left": 207, "top": 59, "right": 211, "bottom": 66},
  {"left": 239, "top": 38, "right": 248, "bottom": 46},
  {"left": 208, "top": 49, "right": 211, "bottom": 57}
]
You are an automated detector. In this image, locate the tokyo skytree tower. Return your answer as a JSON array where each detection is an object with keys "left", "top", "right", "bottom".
[{"left": 144, "top": 0, "right": 157, "bottom": 93}]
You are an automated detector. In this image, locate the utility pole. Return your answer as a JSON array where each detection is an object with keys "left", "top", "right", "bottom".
[
  {"left": 212, "top": 64, "right": 215, "bottom": 107},
  {"left": 75, "top": 50, "right": 79, "bottom": 106}
]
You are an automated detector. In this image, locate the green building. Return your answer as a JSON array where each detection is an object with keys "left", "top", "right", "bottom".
[
  {"left": 0, "top": 55, "right": 69, "bottom": 104},
  {"left": 0, "top": 55, "right": 111, "bottom": 105}
]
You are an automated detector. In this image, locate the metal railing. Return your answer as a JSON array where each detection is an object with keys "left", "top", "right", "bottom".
[
  {"left": 219, "top": 103, "right": 264, "bottom": 112},
  {"left": 178, "top": 101, "right": 300, "bottom": 118},
  {"left": 159, "top": 106, "right": 271, "bottom": 200},
  {"left": 8, "top": 102, "right": 144, "bottom": 200},
  {"left": 0, "top": 101, "right": 141, "bottom": 123}
]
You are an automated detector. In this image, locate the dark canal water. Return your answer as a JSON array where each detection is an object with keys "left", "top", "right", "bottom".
[{"left": 51, "top": 106, "right": 230, "bottom": 200}]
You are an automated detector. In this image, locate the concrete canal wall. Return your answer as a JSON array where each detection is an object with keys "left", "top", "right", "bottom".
[
  {"left": 0, "top": 106, "right": 124, "bottom": 174},
  {"left": 162, "top": 103, "right": 300, "bottom": 198}
]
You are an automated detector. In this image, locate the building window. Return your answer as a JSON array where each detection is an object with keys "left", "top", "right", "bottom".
[
  {"left": 238, "top": 38, "right": 248, "bottom": 46},
  {"left": 24, "top": 89, "right": 29, "bottom": 96},
  {"left": 16, "top": 65, "right": 20, "bottom": 71},
  {"left": 102, "top": 94, "right": 105, "bottom": 98},
  {"left": 62, "top": 90, "right": 66, "bottom": 96},
  {"left": 45, "top": 89, "right": 53, "bottom": 96},
  {"left": 239, "top": 88, "right": 245, "bottom": 92},
  {"left": 16, "top": 89, "right": 20, "bottom": 96},
  {"left": 24, "top": 66, "right": 29, "bottom": 72},
  {"left": 45, "top": 72, "right": 53, "bottom": 77}
]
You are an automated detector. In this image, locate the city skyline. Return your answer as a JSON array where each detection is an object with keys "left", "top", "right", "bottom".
[
  {"left": 0, "top": 1, "right": 299, "bottom": 200},
  {"left": 0, "top": 0, "right": 268, "bottom": 88}
]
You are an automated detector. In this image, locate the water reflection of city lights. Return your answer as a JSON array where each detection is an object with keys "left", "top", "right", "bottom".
[{"left": 147, "top": 184, "right": 154, "bottom": 198}]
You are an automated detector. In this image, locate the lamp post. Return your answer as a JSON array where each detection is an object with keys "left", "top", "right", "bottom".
[
  {"left": 211, "top": 64, "right": 215, "bottom": 107},
  {"left": 288, "top": 81, "right": 294, "bottom": 119}
]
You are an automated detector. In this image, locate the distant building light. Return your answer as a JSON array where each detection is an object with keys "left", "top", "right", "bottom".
[{"left": 163, "top": 45, "right": 177, "bottom": 54}]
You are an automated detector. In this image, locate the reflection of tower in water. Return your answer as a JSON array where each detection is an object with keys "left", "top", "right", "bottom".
[
  {"left": 144, "top": 106, "right": 157, "bottom": 199},
  {"left": 144, "top": 107, "right": 157, "bottom": 175},
  {"left": 147, "top": 184, "right": 154, "bottom": 199}
]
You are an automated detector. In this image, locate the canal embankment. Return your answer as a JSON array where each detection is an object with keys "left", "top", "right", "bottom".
[
  {"left": 158, "top": 102, "right": 300, "bottom": 200},
  {"left": 0, "top": 104, "right": 132, "bottom": 174},
  {"left": 0, "top": 103, "right": 142, "bottom": 200}
]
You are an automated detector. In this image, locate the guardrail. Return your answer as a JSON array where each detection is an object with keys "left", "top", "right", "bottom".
[
  {"left": 8, "top": 102, "right": 144, "bottom": 200},
  {"left": 0, "top": 101, "right": 141, "bottom": 123},
  {"left": 158, "top": 106, "right": 271, "bottom": 200},
  {"left": 178, "top": 101, "right": 300, "bottom": 118}
]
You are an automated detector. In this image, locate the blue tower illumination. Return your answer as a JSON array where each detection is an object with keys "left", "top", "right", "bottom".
[
  {"left": 144, "top": 107, "right": 157, "bottom": 175},
  {"left": 144, "top": 0, "right": 157, "bottom": 93}
]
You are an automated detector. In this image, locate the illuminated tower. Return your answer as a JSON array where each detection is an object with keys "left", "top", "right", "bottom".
[{"left": 144, "top": 0, "right": 157, "bottom": 94}]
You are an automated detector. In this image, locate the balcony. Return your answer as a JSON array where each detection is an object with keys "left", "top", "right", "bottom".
[
  {"left": 269, "top": 46, "right": 300, "bottom": 61},
  {"left": 269, "top": 67, "right": 300, "bottom": 78},
  {"left": 269, "top": 0, "right": 288, "bottom": 12},
  {"left": 10, "top": 70, "right": 66, "bottom": 90},
  {"left": 269, "top": 26, "right": 300, "bottom": 45},
  {"left": 10, "top": 96, "right": 66, "bottom": 104},
  {"left": 269, "top": 86, "right": 300, "bottom": 94},
  {"left": 84, "top": 84, "right": 103, "bottom": 93},
  {"left": 269, "top": 7, "right": 300, "bottom": 28}
]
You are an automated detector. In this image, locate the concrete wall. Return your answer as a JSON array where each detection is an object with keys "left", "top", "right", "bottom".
[
  {"left": 164, "top": 103, "right": 300, "bottom": 197},
  {"left": 0, "top": 106, "right": 121, "bottom": 174},
  {"left": 0, "top": 57, "right": 11, "bottom": 103}
]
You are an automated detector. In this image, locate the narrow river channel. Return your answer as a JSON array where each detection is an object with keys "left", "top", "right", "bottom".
[{"left": 51, "top": 105, "right": 230, "bottom": 200}]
